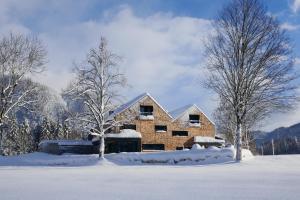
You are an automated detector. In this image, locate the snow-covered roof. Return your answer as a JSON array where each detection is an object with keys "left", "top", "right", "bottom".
[
  {"left": 194, "top": 136, "right": 225, "bottom": 144},
  {"left": 169, "top": 104, "right": 215, "bottom": 125},
  {"left": 39, "top": 140, "right": 93, "bottom": 146},
  {"left": 169, "top": 104, "right": 194, "bottom": 119},
  {"left": 105, "top": 129, "right": 142, "bottom": 138},
  {"left": 109, "top": 92, "right": 173, "bottom": 119},
  {"left": 108, "top": 93, "right": 214, "bottom": 125}
]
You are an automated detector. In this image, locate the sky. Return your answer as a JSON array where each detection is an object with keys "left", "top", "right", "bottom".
[{"left": 0, "top": 0, "right": 299, "bottom": 131}]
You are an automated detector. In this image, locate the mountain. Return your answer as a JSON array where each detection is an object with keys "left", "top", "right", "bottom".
[
  {"left": 255, "top": 122, "right": 300, "bottom": 155},
  {"left": 259, "top": 123, "right": 300, "bottom": 142}
]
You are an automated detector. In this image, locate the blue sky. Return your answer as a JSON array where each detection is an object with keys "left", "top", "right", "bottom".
[{"left": 0, "top": 0, "right": 299, "bottom": 131}]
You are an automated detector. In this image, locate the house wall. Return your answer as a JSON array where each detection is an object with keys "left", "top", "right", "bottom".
[{"left": 115, "top": 96, "right": 215, "bottom": 151}]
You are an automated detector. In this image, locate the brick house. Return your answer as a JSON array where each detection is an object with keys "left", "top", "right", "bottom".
[{"left": 103, "top": 93, "right": 223, "bottom": 153}]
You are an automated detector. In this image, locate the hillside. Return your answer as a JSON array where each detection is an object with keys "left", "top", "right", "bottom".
[{"left": 255, "top": 122, "right": 300, "bottom": 155}]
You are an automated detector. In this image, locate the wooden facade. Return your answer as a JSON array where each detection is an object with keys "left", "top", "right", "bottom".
[{"left": 109, "top": 93, "right": 216, "bottom": 151}]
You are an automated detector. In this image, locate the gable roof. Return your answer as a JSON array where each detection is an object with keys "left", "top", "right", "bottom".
[
  {"left": 110, "top": 93, "right": 214, "bottom": 125},
  {"left": 169, "top": 104, "right": 215, "bottom": 125},
  {"left": 169, "top": 104, "right": 194, "bottom": 119},
  {"left": 110, "top": 92, "right": 173, "bottom": 119}
]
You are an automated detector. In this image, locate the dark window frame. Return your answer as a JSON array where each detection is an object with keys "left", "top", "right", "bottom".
[
  {"left": 140, "top": 105, "right": 153, "bottom": 116},
  {"left": 142, "top": 144, "right": 165, "bottom": 151},
  {"left": 155, "top": 125, "right": 167, "bottom": 132},
  {"left": 189, "top": 114, "right": 200, "bottom": 124},
  {"left": 172, "top": 131, "right": 188, "bottom": 136},
  {"left": 121, "top": 124, "right": 136, "bottom": 130}
]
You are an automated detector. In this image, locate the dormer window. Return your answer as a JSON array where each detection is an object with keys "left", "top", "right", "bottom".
[
  {"left": 189, "top": 115, "right": 200, "bottom": 127},
  {"left": 140, "top": 105, "right": 153, "bottom": 116},
  {"left": 139, "top": 105, "right": 154, "bottom": 120}
]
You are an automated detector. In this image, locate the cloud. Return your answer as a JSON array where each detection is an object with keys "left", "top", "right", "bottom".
[
  {"left": 280, "top": 22, "right": 300, "bottom": 31},
  {"left": 0, "top": 3, "right": 214, "bottom": 109},
  {"left": 291, "top": 0, "right": 300, "bottom": 13}
]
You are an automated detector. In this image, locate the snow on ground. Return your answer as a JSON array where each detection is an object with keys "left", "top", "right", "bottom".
[
  {"left": 0, "top": 154, "right": 299, "bottom": 200},
  {"left": 106, "top": 145, "right": 238, "bottom": 165},
  {"left": 0, "top": 145, "right": 251, "bottom": 166}
]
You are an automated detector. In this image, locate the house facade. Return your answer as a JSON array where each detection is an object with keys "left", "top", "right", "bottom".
[{"left": 104, "top": 93, "right": 222, "bottom": 153}]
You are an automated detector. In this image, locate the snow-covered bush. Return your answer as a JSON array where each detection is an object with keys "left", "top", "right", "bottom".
[
  {"left": 191, "top": 144, "right": 204, "bottom": 150},
  {"left": 107, "top": 146, "right": 237, "bottom": 165}
]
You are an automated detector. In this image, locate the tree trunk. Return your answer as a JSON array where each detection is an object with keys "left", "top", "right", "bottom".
[
  {"left": 236, "top": 122, "right": 242, "bottom": 161},
  {"left": 99, "top": 135, "right": 105, "bottom": 159},
  {"left": 0, "top": 120, "right": 3, "bottom": 155}
]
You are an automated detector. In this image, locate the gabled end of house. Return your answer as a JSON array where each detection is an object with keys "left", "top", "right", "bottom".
[{"left": 103, "top": 92, "right": 219, "bottom": 153}]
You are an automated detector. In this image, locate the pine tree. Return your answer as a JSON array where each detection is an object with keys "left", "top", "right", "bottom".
[
  {"left": 41, "top": 117, "right": 51, "bottom": 140},
  {"left": 2, "top": 119, "right": 19, "bottom": 155},
  {"left": 18, "top": 119, "right": 34, "bottom": 154}
]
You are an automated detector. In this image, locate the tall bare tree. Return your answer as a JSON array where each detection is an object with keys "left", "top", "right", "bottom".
[
  {"left": 63, "top": 37, "right": 126, "bottom": 159},
  {"left": 214, "top": 96, "right": 266, "bottom": 147},
  {"left": 0, "top": 33, "right": 47, "bottom": 153},
  {"left": 205, "top": 0, "right": 298, "bottom": 161}
]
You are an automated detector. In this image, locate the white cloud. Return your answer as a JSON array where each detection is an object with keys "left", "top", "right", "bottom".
[
  {"left": 0, "top": 3, "right": 213, "bottom": 107},
  {"left": 280, "top": 22, "right": 300, "bottom": 31},
  {"left": 291, "top": 0, "right": 300, "bottom": 13}
]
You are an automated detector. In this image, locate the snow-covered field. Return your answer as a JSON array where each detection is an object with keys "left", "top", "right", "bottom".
[{"left": 0, "top": 151, "right": 299, "bottom": 200}]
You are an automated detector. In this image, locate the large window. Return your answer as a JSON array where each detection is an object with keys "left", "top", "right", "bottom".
[
  {"left": 189, "top": 115, "right": 200, "bottom": 124},
  {"left": 172, "top": 131, "right": 188, "bottom": 136},
  {"left": 142, "top": 144, "right": 165, "bottom": 151},
  {"left": 121, "top": 124, "right": 136, "bottom": 130},
  {"left": 155, "top": 125, "right": 167, "bottom": 132},
  {"left": 140, "top": 105, "right": 153, "bottom": 116}
]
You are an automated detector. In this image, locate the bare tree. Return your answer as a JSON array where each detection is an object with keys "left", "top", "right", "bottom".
[
  {"left": 63, "top": 37, "right": 126, "bottom": 159},
  {"left": 214, "top": 96, "right": 266, "bottom": 148},
  {"left": 0, "top": 33, "right": 47, "bottom": 153},
  {"left": 205, "top": 0, "right": 298, "bottom": 161}
]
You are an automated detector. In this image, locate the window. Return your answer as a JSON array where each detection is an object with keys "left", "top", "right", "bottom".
[
  {"left": 140, "top": 105, "right": 153, "bottom": 116},
  {"left": 142, "top": 144, "right": 165, "bottom": 151},
  {"left": 189, "top": 115, "right": 200, "bottom": 124},
  {"left": 172, "top": 131, "right": 188, "bottom": 136},
  {"left": 176, "top": 147, "right": 183, "bottom": 150},
  {"left": 121, "top": 124, "right": 136, "bottom": 130},
  {"left": 155, "top": 125, "right": 167, "bottom": 132}
]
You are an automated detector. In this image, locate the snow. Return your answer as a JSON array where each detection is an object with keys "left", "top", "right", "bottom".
[
  {"left": 0, "top": 154, "right": 299, "bottom": 200},
  {"left": 194, "top": 136, "right": 225, "bottom": 144},
  {"left": 39, "top": 140, "right": 93, "bottom": 146},
  {"left": 189, "top": 122, "right": 201, "bottom": 127},
  {"left": 0, "top": 152, "right": 99, "bottom": 166},
  {"left": 169, "top": 104, "right": 194, "bottom": 119},
  {"left": 106, "top": 146, "right": 237, "bottom": 165},
  {"left": 105, "top": 129, "right": 142, "bottom": 138},
  {"left": 0, "top": 146, "right": 249, "bottom": 166},
  {"left": 191, "top": 143, "right": 204, "bottom": 150},
  {"left": 109, "top": 92, "right": 148, "bottom": 118},
  {"left": 139, "top": 115, "right": 154, "bottom": 120},
  {"left": 109, "top": 92, "right": 173, "bottom": 119},
  {"left": 169, "top": 104, "right": 215, "bottom": 125},
  {"left": 155, "top": 130, "right": 167, "bottom": 133}
]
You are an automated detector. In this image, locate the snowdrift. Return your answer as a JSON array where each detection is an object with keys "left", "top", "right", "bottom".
[
  {"left": 0, "top": 152, "right": 99, "bottom": 166},
  {"left": 106, "top": 145, "right": 241, "bottom": 165},
  {"left": 0, "top": 146, "right": 253, "bottom": 166}
]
